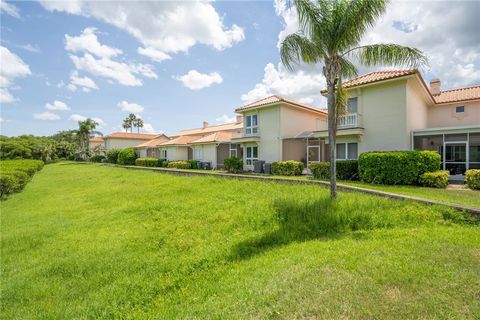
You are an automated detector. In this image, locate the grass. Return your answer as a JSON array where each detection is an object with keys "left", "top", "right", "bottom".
[
  {"left": 1, "top": 162, "right": 479, "bottom": 319},
  {"left": 342, "top": 180, "right": 480, "bottom": 209}
]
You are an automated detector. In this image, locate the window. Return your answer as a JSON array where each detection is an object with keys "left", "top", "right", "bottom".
[
  {"left": 194, "top": 147, "right": 202, "bottom": 160},
  {"left": 336, "top": 142, "right": 358, "bottom": 160},
  {"left": 245, "top": 114, "right": 258, "bottom": 135},
  {"left": 229, "top": 144, "right": 238, "bottom": 157},
  {"left": 246, "top": 146, "right": 258, "bottom": 165},
  {"left": 161, "top": 149, "right": 167, "bottom": 160},
  {"left": 347, "top": 97, "right": 358, "bottom": 113},
  {"left": 455, "top": 106, "right": 465, "bottom": 113}
]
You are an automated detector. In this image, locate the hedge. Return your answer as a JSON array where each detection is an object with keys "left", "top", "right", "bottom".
[
  {"left": 106, "top": 149, "right": 121, "bottom": 164},
  {"left": 466, "top": 169, "right": 480, "bottom": 190},
  {"left": 167, "top": 161, "right": 192, "bottom": 169},
  {"left": 224, "top": 157, "right": 243, "bottom": 173},
  {"left": 89, "top": 155, "right": 105, "bottom": 163},
  {"left": 271, "top": 161, "right": 304, "bottom": 176},
  {"left": 309, "top": 161, "right": 359, "bottom": 180},
  {"left": 117, "top": 148, "right": 137, "bottom": 165},
  {"left": 419, "top": 170, "right": 449, "bottom": 188},
  {"left": 0, "top": 159, "right": 44, "bottom": 198},
  {"left": 358, "top": 150, "right": 440, "bottom": 185},
  {"left": 135, "top": 158, "right": 164, "bottom": 167},
  {"left": 187, "top": 160, "right": 199, "bottom": 170}
]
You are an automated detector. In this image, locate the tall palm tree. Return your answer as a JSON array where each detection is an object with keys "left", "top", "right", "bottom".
[
  {"left": 77, "top": 118, "right": 101, "bottom": 160},
  {"left": 122, "top": 119, "right": 131, "bottom": 132},
  {"left": 280, "top": 0, "right": 427, "bottom": 199},
  {"left": 128, "top": 113, "right": 137, "bottom": 133},
  {"left": 135, "top": 118, "right": 144, "bottom": 133}
]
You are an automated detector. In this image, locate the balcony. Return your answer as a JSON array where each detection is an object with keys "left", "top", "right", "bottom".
[{"left": 338, "top": 113, "right": 360, "bottom": 129}]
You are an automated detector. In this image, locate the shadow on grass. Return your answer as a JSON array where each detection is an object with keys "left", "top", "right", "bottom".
[{"left": 230, "top": 196, "right": 375, "bottom": 261}]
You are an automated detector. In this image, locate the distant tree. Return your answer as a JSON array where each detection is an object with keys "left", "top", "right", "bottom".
[
  {"left": 128, "top": 113, "right": 137, "bottom": 133},
  {"left": 135, "top": 118, "right": 144, "bottom": 133},
  {"left": 76, "top": 119, "right": 101, "bottom": 160},
  {"left": 122, "top": 119, "right": 131, "bottom": 132}
]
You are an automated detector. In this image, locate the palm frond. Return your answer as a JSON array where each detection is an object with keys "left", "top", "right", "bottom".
[
  {"left": 335, "top": 78, "right": 348, "bottom": 117},
  {"left": 352, "top": 44, "right": 428, "bottom": 68},
  {"left": 280, "top": 33, "right": 322, "bottom": 71},
  {"left": 294, "top": 0, "right": 324, "bottom": 36},
  {"left": 338, "top": 56, "right": 358, "bottom": 79}
]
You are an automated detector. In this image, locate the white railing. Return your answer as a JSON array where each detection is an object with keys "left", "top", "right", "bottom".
[{"left": 338, "top": 113, "right": 360, "bottom": 129}]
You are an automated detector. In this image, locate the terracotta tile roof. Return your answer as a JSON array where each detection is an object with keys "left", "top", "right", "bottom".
[
  {"left": 89, "top": 136, "right": 104, "bottom": 143},
  {"left": 172, "top": 122, "right": 243, "bottom": 137},
  {"left": 434, "top": 86, "right": 480, "bottom": 104},
  {"left": 104, "top": 132, "right": 161, "bottom": 140},
  {"left": 189, "top": 131, "right": 235, "bottom": 144},
  {"left": 235, "top": 95, "right": 327, "bottom": 115},
  {"left": 320, "top": 70, "right": 417, "bottom": 93},
  {"left": 134, "top": 136, "right": 169, "bottom": 148},
  {"left": 158, "top": 135, "right": 202, "bottom": 146}
]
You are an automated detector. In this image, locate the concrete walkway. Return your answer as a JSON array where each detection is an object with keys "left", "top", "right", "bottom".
[{"left": 106, "top": 164, "right": 480, "bottom": 215}]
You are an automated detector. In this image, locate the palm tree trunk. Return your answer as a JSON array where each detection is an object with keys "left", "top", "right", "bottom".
[{"left": 325, "top": 62, "right": 338, "bottom": 200}]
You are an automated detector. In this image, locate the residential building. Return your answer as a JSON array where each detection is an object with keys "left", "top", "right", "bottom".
[
  {"left": 102, "top": 132, "right": 163, "bottom": 151},
  {"left": 133, "top": 135, "right": 170, "bottom": 158},
  {"left": 89, "top": 136, "right": 105, "bottom": 154}
]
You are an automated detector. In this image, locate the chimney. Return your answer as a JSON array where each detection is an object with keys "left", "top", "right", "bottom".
[
  {"left": 430, "top": 79, "right": 441, "bottom": 95},
  {"left": 236, "top": 115, "right": 243, "bottom": 124},
  {"left": 203, "top": 121, "right": 209, "bottom": 128}
]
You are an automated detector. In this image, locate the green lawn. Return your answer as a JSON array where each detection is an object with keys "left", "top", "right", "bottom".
[
  {"left": 341, "top": 180, "right": 480, "bottom": 209},
  {"left": 1, "top": 163, "right": 479, "bottom": 319}
]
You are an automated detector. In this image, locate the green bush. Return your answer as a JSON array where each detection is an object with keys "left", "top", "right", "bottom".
[
  {"left": 89, "top": 155, "right": 105, "bottom": 163},
  {"left": 419, "top": 170, "right": 449, "bottom": 188},
  {"left": 0, "top": 159, "right": 44, "bottom": 198},
  {"left": 309, "top": 162, "right": 330, "bottom": 180},
  {"left": 271, "top": 161, "right": 304, "bottom": 176},
  {"left": 358, "top": 151, "right": 441, "bottom": 185},
  {"left": 187, "top": 160, "right": 199, "bottom": 170},
  {"left": 106, "top": 149, "right": 121, "bottom": 164},
  {"left": 336, "top": 160, "right": 359, "bottom": 180},
  {"left": 135, "top": 158, "right": 163, "bottom": 167},
  {"left": 167, "top": 161, "right": 191, "bottom": 169},
  {"left": 466, "top": 169, "right": 480, "bottom": 190},
  {"left": 224, "top": 157, "right": 243, "bottom": 173},
  {"left": 117, "top": 148, "right": 137, "bottom": 165}
]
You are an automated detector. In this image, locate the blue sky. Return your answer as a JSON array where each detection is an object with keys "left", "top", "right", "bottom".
[{"left": 1, "top": 0, "right": 479, "bottom": 137}]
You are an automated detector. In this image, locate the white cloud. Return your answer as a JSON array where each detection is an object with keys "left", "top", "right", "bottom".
[
  {"left": 216, "top": 114, "right": 236, "bottom": 124},
  {"left": 0, "top": 46, "right": 31, "bottom": 103},
  {"left": 241, "top": 63, "right": 326, "bottom": 107},
  {"left": 33, "top": 112, "right": 61, "bottom": 121},
  {"left": 174, "top": 70, "right": 223, "bottom": 90},
  {"left": 67, "top": 70, "right": 98, "bottom": 92},
  {"left": 40, "top": 1, "right": 245, "bottom": 62},
  {"left": 137, "top": 47, "right": 171, "bottom": 62},
  {"left": 0, "top": 116, "right": 4, "bottom": 123},
  {"left": 65, "top": 27, "right": 121, "bottom": 58},
  {"left": 0, "top": 0, "right": 19, "bottom": 18},
  {"left": 142, "top": 123, "right": 155, "bottom": 133},
  {"left": 18, "top": 44, "right": 41, "bottom": 53},
  {"left": 69, "top": 114, "right": 105, "bottom": 126},
  {"left": 45, "top": 100, "right": 69, "bottom": 111},
  {"left": 117, "top": 100, "right": 144, "bottom": 113}
]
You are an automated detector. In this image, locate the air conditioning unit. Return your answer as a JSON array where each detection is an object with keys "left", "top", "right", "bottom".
[{"left": 253, "top": 160, "right": 265, "bottom": 173}]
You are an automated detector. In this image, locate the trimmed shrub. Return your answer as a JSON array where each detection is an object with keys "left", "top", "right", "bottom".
[
  {"left": 358, "top": 150, "right": 441, "bottom": 185},
  {"left": 167, "top": 161, "right": 191, "bottom": 169},
  {"left": 419, "top": 170, "right": 449, "bottom": 188},
  {"left": 336, "top": 160, "right": 359, "bottom": 180},
  {"left": 89, "top": 155, "right": 105, "bottom": 163},
  {"left": 466, "top": 169, "right": 480, "bottom": 190},
  {"left": 135, "top": 158, "right": 163, "bottom": 167},
  {"left": 309, "top": 162, "right": 330, "bottom": 180},
  {"left": 187, "top": 160, "right": 199, "bottom": 170},
  {"left": 106, "top": 149, "right": 121, "bottom": 164},
  {"left": 224, "top": 157, "right": 243, "bottom": 173},
  {"left": 117, "top": 148, "right": 137, "bottom": 165},
  {"left": 271, "top": 161, "right": 304, "bottom": 176},
  {"left": 0, "top": 159, "right": 44, "bottom": 198}
]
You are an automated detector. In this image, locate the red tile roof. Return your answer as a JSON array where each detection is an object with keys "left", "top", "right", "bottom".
[
  {"left": 158, "top": 135, "right": 202, "bottom": 146},
  {"left": 134, "top": 136, "right": 170, "bottom": 148},
  {"left": 236, "top": 95, "right": 327, "bottom": 115},
  {"left": 189, "top": 131, "right": 235, "bottom": 144},
  {"left": 172, "top": 122, "right": 243, "bottom": 137},
  {"left": 89, "top": 136, "right": 104, "bottom": 143},
  {"left": 434, "top": 86, "right": 480, "bottom": 104},
  {"left": 104, "top": 132, "right": 161, "bottom": 140}
]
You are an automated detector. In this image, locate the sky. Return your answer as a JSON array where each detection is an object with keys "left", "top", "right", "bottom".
[{"left": 1, "top": 0, "right": 479, "bottom": 137}]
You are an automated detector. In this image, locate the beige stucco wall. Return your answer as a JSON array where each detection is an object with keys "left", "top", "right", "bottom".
[
  {"left": 105, "top": 138, "right": 151, "bottom": 150},
  {"left": 427, "top": 100, "right": 480, "bottom": 128},
  {"left": 191, "top": 144, "right": 218, "bottom": 167},
  {"left": 280, "top": 104, "right": 326, "bottom": 137},
  {"left": 164, "top": 146, "right": 189, "bottom": 161},
  {"left": 357, "top": 79, "right": 409, "bottom": 153},
  {"left": 406, "top": 78, "right": 430, "bottom": 133},
  {"left": 282, "top": 139, "right": 307, "bottom": 162}
]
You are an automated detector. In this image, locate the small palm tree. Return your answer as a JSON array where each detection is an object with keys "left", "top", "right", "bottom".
[
  {"left": 135, "top": 118, "right": 144, "bottom": 133},
  {"left": 76, "top": 119, "right": 101, "bottom": 160},
  {"left": 280, "top": 0, "right": 427, "bottom": 199}
]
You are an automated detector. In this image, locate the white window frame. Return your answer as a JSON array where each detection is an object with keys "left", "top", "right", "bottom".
[
  {"left": 245, "top": 146, "right": 258, "bottom": 165},
  {"left": 229, "top": 143, "right": 238, "bottom": 157},
  {"left": 194, "top": 146, "right": 202, "bottom": 161},
  {"left": 336, "top": 142, "right": 358, "bottom": 160},
  {"left": 245, "top": 114, "right": 258, "bottom": 136},
  {"left": 161, "top": 148, "right": 167, "bottom": 160}
]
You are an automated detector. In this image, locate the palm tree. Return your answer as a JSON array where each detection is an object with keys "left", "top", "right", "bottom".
[
  {"left": 280, "top": 0, "right": 427, "bottom": 199},
  {"left": 135, "top": 118, "right": 144, "bottom": 133},
  {"left": 128, "top": 113, "right": 137, "bottom": 133},
  {"left": 122, "top": 119, "right": 131, "bottom": 132},
  {"left": 77, "top": 118, "right": 101, "bottom": 160}
]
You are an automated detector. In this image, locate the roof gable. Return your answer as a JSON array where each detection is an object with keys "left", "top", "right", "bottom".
[{"left": 235, "top": 95, "right": 327, "bottom": 115}]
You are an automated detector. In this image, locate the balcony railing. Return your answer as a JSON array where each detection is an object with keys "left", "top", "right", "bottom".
[{"left": 338, "top": 113, "right": 360, "bottom": 129}]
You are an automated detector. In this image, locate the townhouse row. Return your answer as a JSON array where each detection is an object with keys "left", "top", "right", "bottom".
[{"left": 90, "top": 69, "right": 480, "bottom": 178}]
